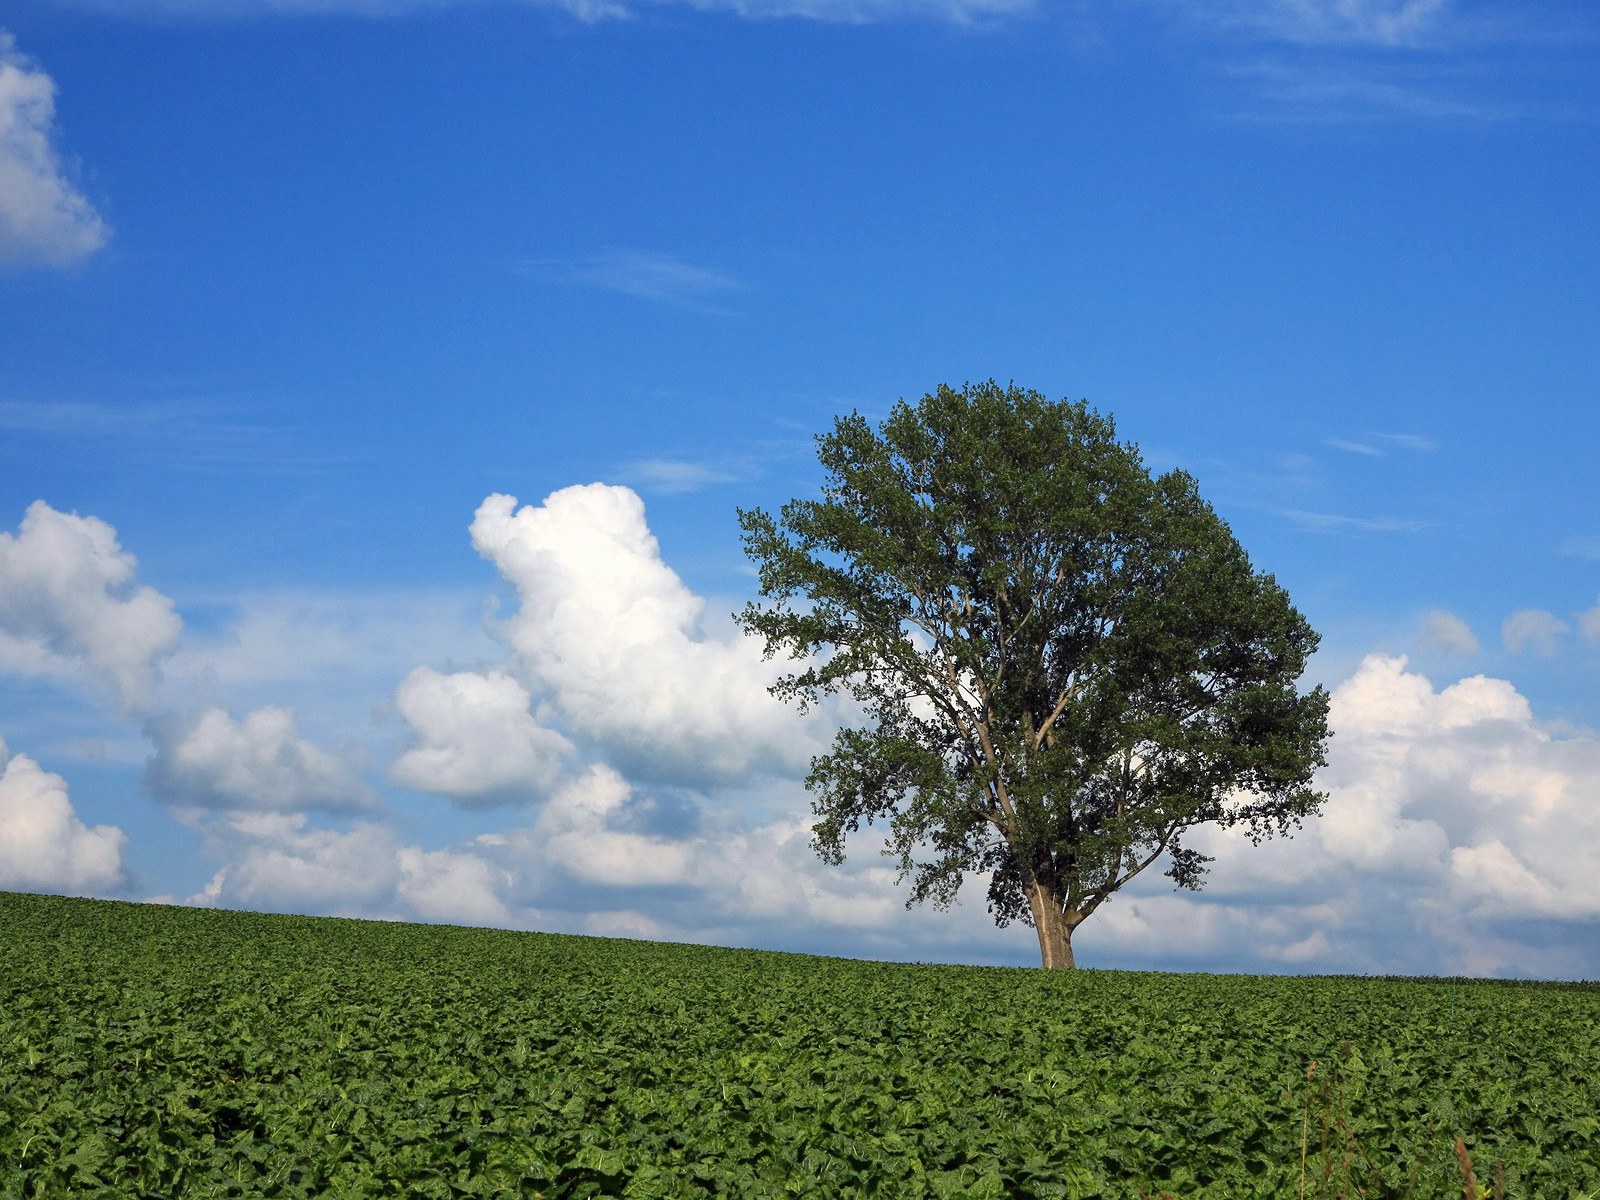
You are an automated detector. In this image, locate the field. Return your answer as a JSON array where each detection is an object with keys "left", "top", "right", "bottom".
[{"left": 2, "top": 892, "right": 1597, "bottom": 1198}]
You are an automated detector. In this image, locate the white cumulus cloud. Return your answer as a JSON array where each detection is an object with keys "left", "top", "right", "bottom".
[
  {"left": 397, "top": 846, "right": 513, "bottom": 926},
  {"left": 0, "top": 734, "right": 125, "bottom": 893},
  {"left": 1110, "top": 655, "right": 1600, "bottom": 978},
  {"left": 469, "top": 486, "right": 821, "bottom": 783},
  {"left": 148, "top": 648, "right": 1600, "bottom": 976},
  {"left": 529, "top": 764, "right": 697, "bottom": 887},
  {"left": 184, "top": 816, "right": 517, "bottom": 927},
  {"left": 146, "top": 705, "right": 376, "bottom": 813},
  {"left": 390, "top": 666, "right": 573, "bottom": 804},
  {"left": 0, "top": 33, "right": 108, "bottom": 268},
  {"left": 194, "top": 813, "right": 401, "bottom": 914},
  {"left": 0, "top": 501, "right": 183, "bottom": 710}
]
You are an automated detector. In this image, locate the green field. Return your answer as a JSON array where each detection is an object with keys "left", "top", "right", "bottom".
[{"left": 3, "top": 892, "right": 1597, "bottom": 1198}]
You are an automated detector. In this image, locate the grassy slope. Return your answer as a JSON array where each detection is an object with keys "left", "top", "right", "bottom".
[{"left": 2, "top": 891, "right": 1597, "bottom": 1198}]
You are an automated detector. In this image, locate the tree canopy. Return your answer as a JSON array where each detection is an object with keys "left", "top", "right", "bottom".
[{"left": 736, "top": 381, "right": 1330, "bottom": 968}]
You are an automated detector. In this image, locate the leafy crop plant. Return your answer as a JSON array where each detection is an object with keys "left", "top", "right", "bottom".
[{"left": 3, "top": 892, "right": 1598, "bottom": 1197}]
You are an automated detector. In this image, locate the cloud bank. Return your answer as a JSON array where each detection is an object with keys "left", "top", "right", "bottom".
[
  {"left": 10, "top": 488, "right": 1599, "bottom": 978},
  {"left": 1091, "top": 655, "right": 1600, "bottom": 977},
  {"left": 0, "top": 33, "right": 108, "bottom": 268}
]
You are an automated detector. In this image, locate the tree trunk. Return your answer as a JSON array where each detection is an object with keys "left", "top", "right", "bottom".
[{"left": 1027, "top": 882, "right": 1078, "bottom": 969}]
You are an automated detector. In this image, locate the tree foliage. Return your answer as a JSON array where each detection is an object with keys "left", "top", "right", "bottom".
[{"left": 736, "top": 381, "right": 1331, "bottom": 967}]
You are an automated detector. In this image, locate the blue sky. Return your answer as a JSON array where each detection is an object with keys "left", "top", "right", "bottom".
[{"left": 1, "top": 0, "right": 1597, "bottom": 976}]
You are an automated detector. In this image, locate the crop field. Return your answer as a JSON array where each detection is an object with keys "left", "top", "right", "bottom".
[{"left": 2, "top": 892, "right": 1598, "bottom": 1199}]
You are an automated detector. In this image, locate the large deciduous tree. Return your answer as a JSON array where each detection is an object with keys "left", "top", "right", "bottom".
[{"left": 736, "top": 382, "right": 1330, "bottom": 968}]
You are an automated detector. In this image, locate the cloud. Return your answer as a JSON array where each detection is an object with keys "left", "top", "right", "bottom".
[
  {"left": 527, "top": 764, "right": 698, "bottom": 887},
  {"left": 524, "top": 250, "right": 742, "bottom": 310},
  {"left": 1371, "top": 432, "right": 1437, "bottom": 452},
  {"left": 1580, "top": 597, "right": 1600, "bottom": 643},
  {"left": 170, "top": 759, "right": 999, "bottom": 959},
  {"left": 1225, "top": 58, "right": 1518, "bottom": 123},
  {"left": 468, "top": 486, "right": 822, "bottom": 783},
  {"left": 1558, "top": 536, "right": 1600, "bottom": 561},
  {"left": 165, "top": 587, "right": 498, "bottom": 707},
  {"left": 1328, "top": 652, "right": 1530, "bottom": 737},
  {"left": 146, "top": 705, "right": 377, "bottom": 813},
  {"left": 1180, "top": 2, "right": 1585, "bottom": 124},
  {"left": 470, "top": 764, "right": 1017, "bottom": 960},
  {"left": 396, "top": 846, "right": 512, "bottom": 926},
  {"left": 193, "top": 813, "right": 402, "bottom": 914},
  {"left": 140, "top": 624, "right": 1600, "bottom": 976},
  {"left": 1279, "top": 507, "right": 1429, "bottom": 533},
  {"left": 1501, "top": 608, "right": 1568, "bottom": 656},
  {"left": 1326, "top": 432, "right": 1438, "bottom": 456},
  {"left": 0, "top": 501, "right": 183, "bottom": 711},
  {"left": 0, "top": 399, "right": 356, "bottom": 474},
  {"left": 619, "top": 458, "right": 744, "bottom": 494},
  {"left": 1324, "top": 656, "right": 1600, "bottom": 924},
  {"left": 0, "top": 400, "right": 190, "bottom": 437},
  {"left": 0, "top": 734, "right": 126, "bottom": 893},
  {"left": 670, "top": 0, "right": 1031, "bottom": 20},
  {"left": 182, "top": 814, "right": 516, "bottom": 927},
  {"left": 1216, "top": 0, "right": 1457, "bottom": 48},
  {"left": 1419, "top": 609, "right": 1479, "bottom": 655},
  {"left": 0, "top": 33, "right": 108, "bottom": 268},
  {"left": 390, "top": 667, "right": 573, "bottom": 804},
  {"left": 43, "top": 0, "right": 1028, "bottom": 22},
  {"left": 1325, "top": 437, "right": 1381, "bottom": 456},
  {"left": 1088, "top": 655, "right": 1600, "bottom": 977}
]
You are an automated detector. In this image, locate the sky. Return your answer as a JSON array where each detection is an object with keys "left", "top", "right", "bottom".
[{"left": 1, "top": 0, "right": 1597, "bottom": 978}]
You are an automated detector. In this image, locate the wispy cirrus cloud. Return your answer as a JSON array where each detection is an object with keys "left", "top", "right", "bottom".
[
  {"left": 47, "top": 0, "right": 621, "bottom": 18},
  {"left": 1372, "top": 432, "right": 1438, "bottom": 452},
  {"left": 676, "top": 0, "right": 1031, "bottom": 21},
  {"left": 1558, "top": 536, "right": 1600, "bottom": 561},
  {"left": 618, "top": 457, "right": 747, "bottom": 494},
  {"left": 0, "top": 398, "right": 356, "bottom": 473},
  {"left": 1326, "top": 432, "right": 1438, "bottom": 456},
  {"left": 522, "top": 250, "right": 744, "bottom": 311},
  {"left": 1280, "top": 508, "right": 1431, "bottom": 534},
  {"left": 0, "top": 399, "right": 194, "bottom": 437},
  {"left": 1174, "top": 1, "right": 1597, "bottom": 123},
  {"left": 43, "top": 0, "right": 1029, "bottom": 22},
  {"left": 1224, "top": 57, "right": 1525, "bottom": 123},
  {"left": 1202, "top": 0, "right": 1459, "bottom": 49},
  {"left": 1178, "top": 0, "right": 1594, "bottom": 52}
]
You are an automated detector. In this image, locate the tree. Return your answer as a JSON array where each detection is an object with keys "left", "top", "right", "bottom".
[{"left": 736, "top": 382, "right": 1330, "bottom": 969}]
